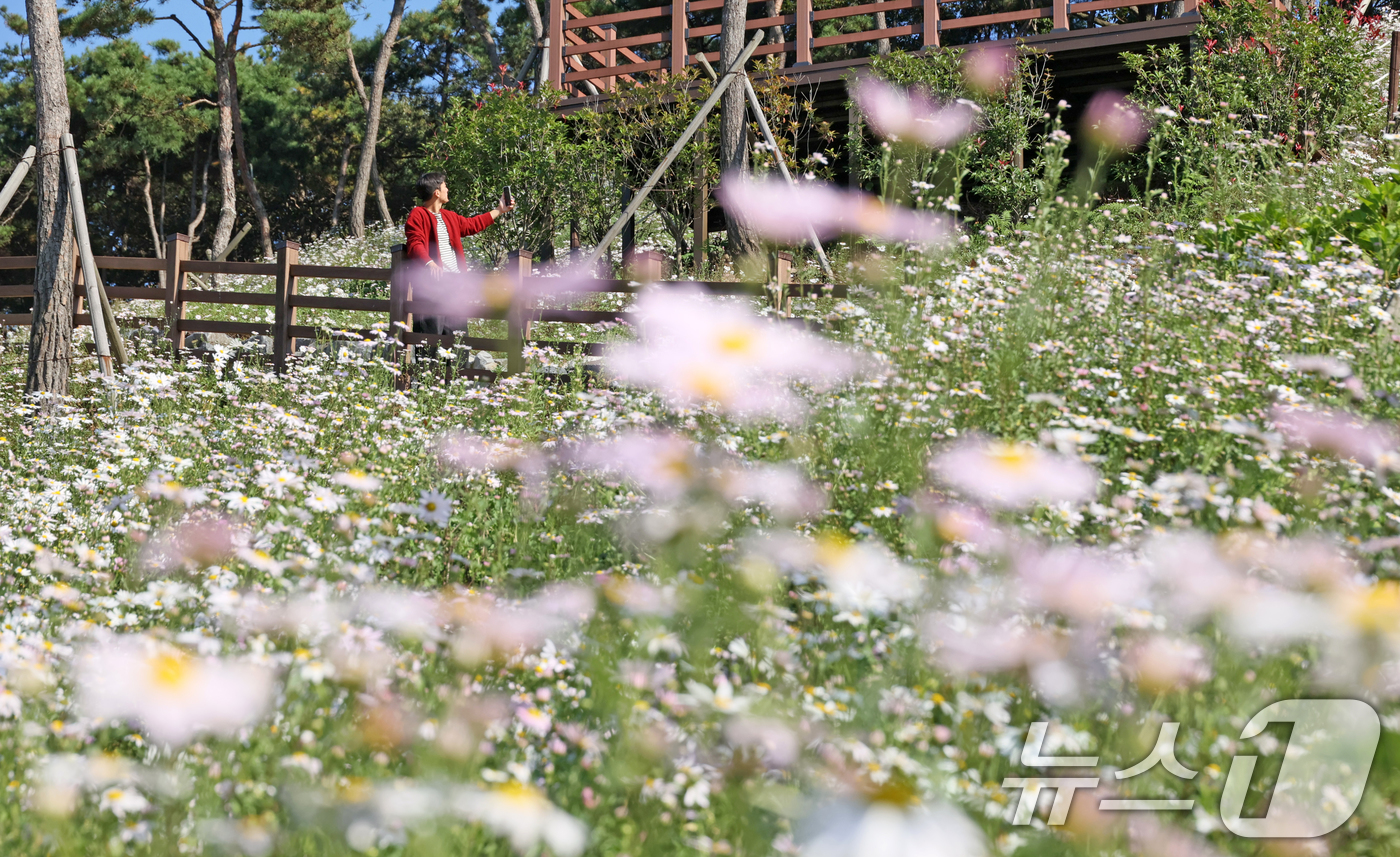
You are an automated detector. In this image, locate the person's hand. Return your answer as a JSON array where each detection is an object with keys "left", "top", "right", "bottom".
[
  {"left": 496, "top": 192, "right": 516, "bottom": 215},
  {"left": 426, "top": 260, "right": 442, "bottom": 279}
]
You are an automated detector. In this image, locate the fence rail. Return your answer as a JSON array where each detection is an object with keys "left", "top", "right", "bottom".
[
  {"left": 0, "top": 235, "right": 845, "bottom": 388},
  {"left": 545, "top": 0, "right": 1198, "bottom": 95}
]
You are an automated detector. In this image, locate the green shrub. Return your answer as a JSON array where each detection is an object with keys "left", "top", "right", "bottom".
[
  {"left": 1124, "top": 0, "right": 1387, "bottom": 218},
  {"left": 862, "top": 47, "right": 1053, "bottom": 219}
]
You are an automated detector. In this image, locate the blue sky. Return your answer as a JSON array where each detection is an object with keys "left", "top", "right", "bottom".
[{"left": 0, "top": 0, "right": 504, "bottom": 53}]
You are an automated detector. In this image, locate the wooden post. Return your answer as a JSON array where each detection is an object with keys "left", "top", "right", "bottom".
[
  {"left": 603, "top": 24, "right": 617, "bottom": 92},
  {"left": 671, "top": 0, "right": 687, "bottom": 75},
  {"left": 60, "top": 133, "right": 113, "bottom": 375},
  {"left": 272, "top": 240, "right": 299, "bottom": 373},
  {"left": 626, "top": 249, "right": 667, "bottom": 283},
  {"left": 547, "top": 0, "right": 564, "bottom": 89},
  {"left": 1052, "top": 0, "right": 1068, "bottom": 30},
  {"left": 694, "top": 130, "right": 709, "bottom": 278},
  {"left": 923, "top": 0, "right": 940, "bottom": 48},
  {"left": 389, "top": 244, "right": 410, "bottom": 384},
  {"left": 795, "top": 0, "right": 812, "bottom": 65},
  {"left": 506, "top": 249, "right": 532, "bottom": 375},
  {"left": 164, "top": 234, "right": 190, "bottom": 356},
  {"left": 770, "top": 250, "right": 792, "bottom": 314},
  {"left": 0, "top": 146, "right": 35, "bottom": 220},
  {"left": 621, "top": 186, "right": 636, "bottom": 263},
  {"left": 1390, "top": 32, "right": 1400, "bottom": 124}
]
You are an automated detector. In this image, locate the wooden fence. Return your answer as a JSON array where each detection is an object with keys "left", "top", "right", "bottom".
[
  {"left": 0, "top": 234, "right": 844, "bottom": 386},
  {"left": 545, "top": 0, "right": 1200, "bottom": 96}
]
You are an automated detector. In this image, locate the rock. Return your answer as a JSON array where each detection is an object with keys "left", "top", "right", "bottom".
[
  {"left": 243, "top": 334, "right": 274, "bottom": 355},
  {"left": 469, "top": 351, "right": 499, "bottom": 372},
  {"left": 185, "top": 331, "right": 239, "bottom": 352}
]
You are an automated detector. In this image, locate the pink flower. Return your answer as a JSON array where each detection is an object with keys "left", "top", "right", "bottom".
[
  {"left": 961, "top": 46, "right": 1016, "bottom": 96},
  {"left": 1123, "top": 635, "right": 1212, "bottom": 693},
  {"left": 1272, "top": 406, "right": 1400, "bottom": 470},
  {"left": 1145, "top": 533, "right": 1245, "bottom": 621},
  {"left": 567, "top": 430, "right": 704, "bottom": 502},
  {"left": 922, "top": 610, "right": 1061, "bottom": 675},
  {"left": 929, "top": 437, "right": 1099, "bottom": 509},
  {"left": 850, "top": 76, "right": 977, "bottom": 148},
  {"left": 446, "top": 584, "right": 595, "bottom": 665},
  {"left": 140, "top": 516, "right": 237, "bottom": 573},
  {"left": 605, "top": 284, "right": 862, "bottom": 421},
  {"left": 715, "top": 173, "right": 955, "bottom": 245},
  {"left": 409, "top": 263, "right": 609, "bottom": 329},
  {"left": 1082, "top": 90, "right": 1148, "bottom": 151},
  {"left": 1015, "top": 544, "right": 1146, "bottom": 621}
]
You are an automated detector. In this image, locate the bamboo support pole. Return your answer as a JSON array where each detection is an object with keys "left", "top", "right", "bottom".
[
  {"left": 584, "top": 31, "right": 765, "bottom": 269},
  {"left": 0, "top": 146, "right": 35, "bottom": 219},
  {"left": 60, "top": 133, "right": 122, "bottom": 375}
]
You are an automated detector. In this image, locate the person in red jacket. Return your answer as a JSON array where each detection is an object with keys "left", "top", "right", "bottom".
[
  {"left": 404, "top": 172, "right": 514, "bottom": 334},
  {"left": 405, "top": 171, "right": 513, "bottom": 276}
]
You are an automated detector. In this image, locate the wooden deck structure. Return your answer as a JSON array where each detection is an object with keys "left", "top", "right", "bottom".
[
  {"left": 0, "top": 242, "right": 841, "bottom": 387},
  {"left": 545, "top": 0, "right": 1200, "bottom": 107}
]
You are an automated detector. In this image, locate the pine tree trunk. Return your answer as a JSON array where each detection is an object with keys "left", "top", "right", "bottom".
[
  {"left": 875, "top": 10, "right": 890, "bottom": 55},
  {"left": 350, "top": 0, "right": 407, "bottom": 239},
  {"left": 331, "top": 141, "right": 355, "bottom": 227},
  {"left": 719, "top": 0, "right": 757, "bottom": 258},
  {"left": 228, "top": 54, "right": 274, "bottom": 258},
  {"left": 208, "top": 10, "right": 237, "bottom": 267},
  {"left": 25, "top": 0, "right": 75, "bottom": 402}
]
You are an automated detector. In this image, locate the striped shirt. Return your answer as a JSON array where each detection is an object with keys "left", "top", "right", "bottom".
[{"left": 433, "top": 211, "right": 460, "bottom": 273}]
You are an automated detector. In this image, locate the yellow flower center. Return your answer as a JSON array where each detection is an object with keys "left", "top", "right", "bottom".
[
  {"left": 148, "top": 652, "right": 192, "bottom": 690},
  {"left": 1347, "top": 582, "right": 1400, "bottom": 632},
  {"left": 987, "top": 443, "right": 1035, "bottom": 474},
  {"left": 716, "top": 328, "right": 755, "bottom": 356}
]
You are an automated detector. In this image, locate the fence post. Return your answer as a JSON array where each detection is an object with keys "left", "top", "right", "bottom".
[
  {"left": 627, "top": 249, "right": 667, "bottom": 284},
  {"left": 671, "top": 0, "right": 687, "bottom": 75},
  {"left": 272, "top": 240, "right": 300, "bottom": 373},
  {"left": 389, "top": 244, "right": 410, "bottom": 387},
  {"left": 795, "top": 0, "right": 812, "bottom": 65},
  {"left": 694, "top": 130, "right": 709, "bottom": 278},
  {"left": 770, "top": 250, "right": 792, "bottom": 314},
  {"left": 922, "top": 0, "right": 940, "bottom": 48},
  {"left": 1052, "top": 0, "right": 1068, "bottom": 30},
  {"left": 164, "top": 234, "right": 190, "bottom": 357},
  {"left": 603, "top": 24, "right": 617, "bottom": 92},
  {"left": 547, "top": 0, "right": 564, "bottom": 89},
  {"left": 506, "top": 249, "right": 532, "bottom": 375}
]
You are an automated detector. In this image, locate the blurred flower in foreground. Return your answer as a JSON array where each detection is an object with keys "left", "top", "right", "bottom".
[
  {"left": 1081, "top": 90, "right": 1148, "bottom": 152},
  {"left": 1272, "top": 405, "right": 1400, "bottom": 471},
  {"left": 606, "top": 284, "right": 861, "bottom": 421},
  {"left": 446, "top": 583, "right": 595, "bottom": 665},
  {"left": 930, "top": 437, "right": 1098, "bottom": 509},
  {"left": 851, "top": 76, "right": 978, "bottom": 149},
  {"left": 77, "top": 636, "right": 273, "bottom": 746},
  {"left": 961, "top": 46, "right": 1016, "bottom": 96},
  {"left": 748, "top": 534, "right": 922, "bottom": 620},
  {"left": 139, "top": 516, "right": 237, "bottom": 574},
  {"left": 799, "top": 789, "right": 987, "bottom": 857},
  {"left": 453, "top": 783, "right": 588, "bottom": 857},
  {"left": 716, "top": 173, "right": 955, "bottom": 245}
]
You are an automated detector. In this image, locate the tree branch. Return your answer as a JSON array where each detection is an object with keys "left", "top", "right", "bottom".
[{"left": 157, "top": 14, "right": 212, "bottom": 59}]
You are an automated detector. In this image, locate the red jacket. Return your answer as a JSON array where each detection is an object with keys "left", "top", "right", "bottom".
[{"left": 404, "top": 205, "right": 496, "bottom": 267}]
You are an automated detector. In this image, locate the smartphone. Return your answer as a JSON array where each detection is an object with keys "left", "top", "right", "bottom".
[{"left": 503, "top": 186, "right": 514, "bottom": 208}]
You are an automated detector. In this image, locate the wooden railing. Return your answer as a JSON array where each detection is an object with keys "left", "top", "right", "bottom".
[
  {"left": 0, "top": 236, "right": 844, "bottom": 387},
  {"left": 545, "top": 0, "right": 1199, "bottom": 95}
]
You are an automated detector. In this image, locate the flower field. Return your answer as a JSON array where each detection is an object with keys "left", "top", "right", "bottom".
[{"left": 9, "top": 56, "right": 1400, "bottom": 857}]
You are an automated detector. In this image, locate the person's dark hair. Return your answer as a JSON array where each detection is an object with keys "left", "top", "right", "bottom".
[{"left": 416, "top": 172, "right": 447, "bottom": 202}]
